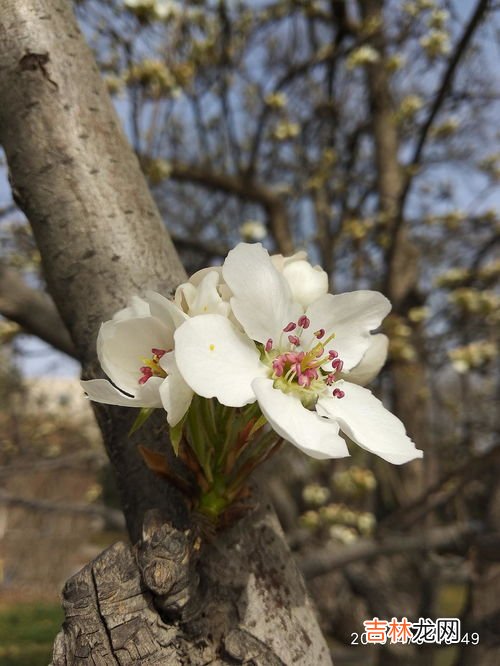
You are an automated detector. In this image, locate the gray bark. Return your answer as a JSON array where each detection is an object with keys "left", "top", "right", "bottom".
[
  {"left": 0, "top": 1, "right": 331, "bottom": 662},
  {"left": 0, "top": 0, "right": 190, "bottom": 540}
]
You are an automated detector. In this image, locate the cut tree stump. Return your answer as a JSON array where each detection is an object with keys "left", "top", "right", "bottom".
[{"left": 51, "top": 505, "right": 332, "bottom": 665}]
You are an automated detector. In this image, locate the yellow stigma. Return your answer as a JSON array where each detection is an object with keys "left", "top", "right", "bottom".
[{"left": 209, "top": 344, "right": 215, "bottom": 351}]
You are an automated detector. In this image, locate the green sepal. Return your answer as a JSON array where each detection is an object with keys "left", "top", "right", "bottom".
[{"left": 129, "top": 407, "right": 155, "bottom": 436}]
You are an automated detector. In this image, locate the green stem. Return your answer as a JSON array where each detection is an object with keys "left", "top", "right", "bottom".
[{"left": 197, "top": 473, "right": 230, "bottom": 520}]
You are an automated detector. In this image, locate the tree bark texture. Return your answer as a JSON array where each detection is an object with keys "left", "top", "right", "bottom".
[
  {"left": 51, "top": 506, "right": 331, "bottom": 665},
  {"left": 0, "top": 0, "right": 190, "bottom": 540},
  {"left": 0, "top": 2, "right": 331, "bottom": 662}
]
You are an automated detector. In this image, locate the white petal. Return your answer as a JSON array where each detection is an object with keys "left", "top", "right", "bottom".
[
  {"left": 185, "top": 271, "right": 231, "bottom": 317},
  {"left": 187, "top": 265, "right": 224, "bottom": 287},
  {"left": 174, "top": 315, "right": 266, "bottom": 407},
  {"left": 270, "top": 250, "right": 307, "bottom": 273},
  {"left": 112, "top": 295, "right": 150, "bottom": 321},
  {"left": 159, "top": 353, "right": 194, "bottom": 426},
  {"left": 81, "top": 377, "right": 163, "bottom": 408},
  {"left": 145, "top": 291, "right": 188, "bottom": 329},
  {"left": 97, "top": 316, "right": 173, "bottom": 392},
  {"left": 174, "top": 281, "right": 196, "bottom": 313},
  {"left": 222, "top": 242, "right": 300, "bottom": 343},
  {"left": 304, "top": 291, "right": 391, "bottom": 371},
  {"left": 252, "top": 378, "right": 350, "bottom": 460},
  {"left": 282, "top": 260, "right": 329, "bottom": 307},
  {"left": 345, "top": 334, "right": 389, "bottom": 386},
  {"left": 317, "top": 381, "right": 423, "bottom": 464}
]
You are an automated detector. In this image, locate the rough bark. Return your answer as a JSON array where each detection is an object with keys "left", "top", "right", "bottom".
[
  {"left": 52, "top": 505, "right": 331, "bottom": 665},
  {"left": 0, "top": 1, "right": 331, "bottom": 663},
  {"left": 0, "top": 0, "right": 189, "bottom": 541},
  {"left": 0, "top": 3, "right": 186, "bottom": 364}
]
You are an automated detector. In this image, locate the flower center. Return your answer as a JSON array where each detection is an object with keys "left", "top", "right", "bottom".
[
  {"left": 263, "top": 317, "right": 345, "bottom": 407},
  {"left": 139, "top": 347, "right": 168, "bottom": 385}
]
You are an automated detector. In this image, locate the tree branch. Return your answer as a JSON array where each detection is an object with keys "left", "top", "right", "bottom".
[
  {"left": 0, "top": 489, "right": 126, "bottom": 531},
  {"left": 300, "top": 521, "right": 482, "bottom": 580},
  {"left": 410, "top": 0, "right": 490, "bottom": 171},
  {"left": 168, "top": 161, "right": 294, "bottom": 254},
  {"left": 0, "top": 450, "right": 106, "bottom": 478},
  {"left": 0, "top": 263, "right": 77, "bottom": 358},
  {"left": 380, "top": 444, "right": 500, "bottom": 531}
]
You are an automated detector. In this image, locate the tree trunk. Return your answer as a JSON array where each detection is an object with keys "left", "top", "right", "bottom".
[
  {"left": 0, "top": 2, "right": 331, "bottom": 662},
  {"left": 359, "top": 0, "right": 428, "bottom": 500}
]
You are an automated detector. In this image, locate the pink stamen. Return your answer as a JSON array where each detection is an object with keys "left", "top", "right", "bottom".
[
  {"left": 139, "top": 366, "right": 153, "bottom": 384},
  {"left": 331, "top": 358, "right": 344, "bottom": 373},
  {"left": 298, "top": 373, "right": 310, "bottom": 387},
  {"left": 272, "top": 358, "right": 285, "bottom": 376},
  {"left": 138, "top": 348, "right": 169, "bottom": 385},
  {"left": 270, "top": 323, "right": 345, "bottom": 396},
  {"left": 286, "top": 351, "right": 305, "bottom": 364},
  {"left": 305, "top": 367, "right": 318, "bottom": 381}
]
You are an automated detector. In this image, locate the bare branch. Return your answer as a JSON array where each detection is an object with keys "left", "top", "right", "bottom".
[
  {"left": 380, "top": 444, "right": 500, "bottom": 531},
  {"left": 0, "top": 263, "right": 77, "bottom": 358},
  {"left": 172, "top": 234, "right": 230, "bottom": 259},
  {"left": 408, "top": 0, "right": 491, "bottom": 177},
  {"left": 168, "top": 161, "right": 294, "bottom": 254},
  {"left": 0, "top": 489, "right": 126, "bottom": 531},
  {"left": 300, "top": 521, "right": 482, "bottom": 580},
  {"left": 0, "top": 450, "right": 106, "bottom": 478}
]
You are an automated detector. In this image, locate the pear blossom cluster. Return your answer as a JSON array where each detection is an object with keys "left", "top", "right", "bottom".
[{"left": 82, "top": 243, "right": 423, "bottom": 467}]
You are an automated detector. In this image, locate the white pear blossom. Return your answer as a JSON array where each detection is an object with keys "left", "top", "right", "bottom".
[
  {"left": 175, "top": 246, "right": 329, "bottom": 314},
  {"left": 174, "top": 243, "right": 423, "bottom": 464},
  {"left": 271, "top": 251, "right": 329, "bottom": 307},
  {"left": 82, "top": 267, "right": 240, "bottom": 426},
  {"left": 174, "top": 269, "right": 231, "bottom": 318},
  {"left": 81, "top": 292, "right": 193, "bottom": 426}
]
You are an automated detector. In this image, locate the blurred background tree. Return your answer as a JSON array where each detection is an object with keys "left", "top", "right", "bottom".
[{"left": 0, "top": 1, "right": 498, "bottom": 664}]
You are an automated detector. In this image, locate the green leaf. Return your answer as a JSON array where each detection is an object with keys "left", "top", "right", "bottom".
[
  {"left": 169, "top": 416, "right": 186, "bottom": 456},
  {"left": 129, "top": 407, "right": 154, "bottom": 436}
]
